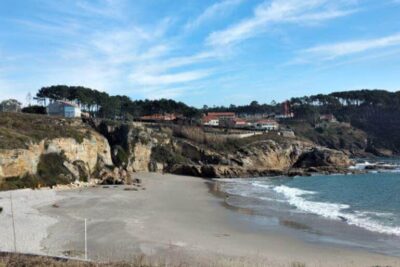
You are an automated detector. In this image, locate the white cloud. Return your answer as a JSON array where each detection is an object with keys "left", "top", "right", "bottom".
[
  {"left": 135, "top": 86, "right": 188, "bottom": 100},
  {"left": 75, "top": 0, "right": 125, "bottom": 17},
  {"left": 185, "top": 0, "right": 243, "bottom": 30},
  {"left": 129, "top": 70, "right": 211, "bottom": 86},
  {"left": 303, "top": 33, "right": 400, "bottom": 60},
  {"left": 206, "top": 0, "right": 357, "bottom": 47}
]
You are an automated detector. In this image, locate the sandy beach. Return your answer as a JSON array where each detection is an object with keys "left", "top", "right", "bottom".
[{"left": 1, "top": 173, "right": 400, "bottom": 266}]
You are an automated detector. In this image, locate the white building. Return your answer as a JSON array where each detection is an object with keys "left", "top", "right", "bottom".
[
  {"left": 47, "top": 100, "right": 81, "bottom": 118},
  {"left": 253, "top": 119, "right": 279, "bottom": 131}
]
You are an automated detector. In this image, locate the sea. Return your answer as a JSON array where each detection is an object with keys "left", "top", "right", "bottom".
[{"left": 217, "top": 158, "right": 400, "bottom": 256}]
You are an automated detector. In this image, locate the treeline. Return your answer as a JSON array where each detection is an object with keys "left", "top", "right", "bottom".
[
  {"left": 37, "top": 85, "right": 199, "bottom": 118},
  {"left": 205, "top": 89, "right": 400, "bottom": 154},
  {"left": 289, "top": 89, "right": 400, "bottom": 121},
  {"left": 289, "top": 89, "right": 400, "bottom": 154},
  {"left": 204, "top": 101, "right": 281, "bottom": 115}
]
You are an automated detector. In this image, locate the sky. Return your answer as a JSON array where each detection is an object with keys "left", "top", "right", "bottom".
[{"left": 0, "top": 0, "right": 400, "bottom": 107}]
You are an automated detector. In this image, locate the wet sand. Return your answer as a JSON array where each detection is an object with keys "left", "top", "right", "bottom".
[{"left": 1, "top": 173, "right": 400, "bottom": 266}]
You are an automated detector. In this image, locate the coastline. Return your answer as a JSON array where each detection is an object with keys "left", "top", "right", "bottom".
[{"left": 0, "top": 173, "right": 399, "bottom": 266}]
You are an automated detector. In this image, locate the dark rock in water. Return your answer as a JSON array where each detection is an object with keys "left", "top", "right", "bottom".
[
  {"left": 365, "top": 164, "right": 397, "bottom": 170},
  {"left": 338, "top": 216, "right": 348, "bottom": 222},
  {"left": 294, "top": 148, "right": 352, "bottom": 169},
  {"left": 287, "top": 169, "right": 310, "bottom": 177}
]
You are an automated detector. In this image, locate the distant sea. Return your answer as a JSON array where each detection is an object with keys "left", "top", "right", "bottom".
[{"left": 217, "top": 158, "right": 400, "bottom": 256}]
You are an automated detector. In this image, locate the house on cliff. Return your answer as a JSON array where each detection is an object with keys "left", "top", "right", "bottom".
[
  {"left": 202, "top": 112, "right": 236, "bottom": 127},
  {"left": 253, "top": 119, "right": 279, "bottom": 131},
  {"left": 47, "top": 100, "right": 81, "bottom": 118}
]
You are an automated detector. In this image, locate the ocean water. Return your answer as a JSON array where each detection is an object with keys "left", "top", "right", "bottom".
[{"left": 217, "top": 160, "right": 400, "bottom": 256}]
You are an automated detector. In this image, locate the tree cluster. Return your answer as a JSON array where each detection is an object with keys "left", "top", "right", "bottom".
[{"left": 36, "top": 85, "right": 199, "bottom": 119}]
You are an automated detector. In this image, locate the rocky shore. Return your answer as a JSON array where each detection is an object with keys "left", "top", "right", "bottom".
[
  {"left": 94, "top": 120, "right": 353, "bottom": 179},
  {"left": 0, "top": 115, "right": 355, "bottom": 188}
]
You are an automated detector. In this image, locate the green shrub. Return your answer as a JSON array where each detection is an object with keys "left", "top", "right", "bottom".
[
  {"left": 0, "top": 174, "right": 41, "bottom": 190},
  {"left": 0, "top": 153, "right": 74, "bottom": 190},
  {"left": 37, "top": 153, "right": 72, "bottom": 187},
  {"left": 151, "top": 145, "right": 188, "bottom": 165},
  {"left": 113, "top": 145, "right": 129, "bottom": 168},
  {"left": 21, "top": 105, "right": 47, "bottom": 115}
]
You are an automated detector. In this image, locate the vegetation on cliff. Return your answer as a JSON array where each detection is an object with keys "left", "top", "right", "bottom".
[
  {"left": 96, "top": 120, "right": 351, "bottom": 179},
  {"left": 32, "top": 86, "right": 400, "bottom": 155},
  {"left": 290, "top": 90, "right": 400, "bottom": 155},
  {"left": 0, "top": 112, "right": 89, "bottom": 149},
  {"left": 284, "top": 121, "right": 368, "bottom": 156},
  {"left": 0, "top": 153, "right": 74, "bottom": 190}
]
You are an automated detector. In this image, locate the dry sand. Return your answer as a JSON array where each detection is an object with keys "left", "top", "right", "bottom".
[{"left": 1, "top": 173, "right": 400, "bottom": 266}]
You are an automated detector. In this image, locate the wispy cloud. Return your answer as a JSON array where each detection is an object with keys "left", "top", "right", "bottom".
[
  {"left": 185, "top": 0, "right": 243, "bottom": 30},
  {"left": 302, "top": 33, "right": 400, "bottom": 60},
  {"left": 206, "top": 0, "right": 357, "bottom": 47},
  {"left": 130, "top": 70, "right": 211, "bottom": 86},
  {"left": 75, "top": 0, "right": 126, "bottom": 18},
  {"left": 39, "top": 0, "right": 126, "bottom": 19}
]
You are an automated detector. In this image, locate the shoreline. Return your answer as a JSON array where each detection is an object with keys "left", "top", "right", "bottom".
[
  {"left": 0, "top": 173, "right": 399, "bottom": 266},
  {"left": 213, "top": 175, "right": 400, "bottom": 257}
]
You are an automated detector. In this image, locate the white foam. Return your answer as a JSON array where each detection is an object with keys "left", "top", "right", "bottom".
[
  {"left": 273, "top": 185, "right": 400, "bottom": 236},
  {"left": 350, "top": 161, "right": 400, "bottom": 172},
  {"left": 251, "top": 181, "right": 273, "bottom": 190},
  {"left": 349, "top": 161, "right": 373, "bottom": 170},
  {"left": 220, "top": 180, "right": 287, "bottom": 203}
]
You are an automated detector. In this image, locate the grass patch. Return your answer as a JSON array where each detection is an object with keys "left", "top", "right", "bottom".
[
  {"left": 0, "top": 112, "right": 89, "bottom": 150},
  {"left": 0, "top": 252, "right": 314, "bottom": 267},
  {"left": 151, "top": 145, "right": 189, "bottom": 166},
  {"left": 283, "top": 120, "right": 368, "bottom": 153}
]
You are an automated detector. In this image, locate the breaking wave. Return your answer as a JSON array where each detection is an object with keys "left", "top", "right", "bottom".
[{"left": 273, "top": 185, "right": 400, "bottom": 236}]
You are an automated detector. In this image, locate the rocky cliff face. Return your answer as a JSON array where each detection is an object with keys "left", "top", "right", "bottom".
[
  {"left": 95, "top": 121, "right": 167, "bottom": 173},
  {"left": 0, "top": 130, "right": 112, "bottom": 181},
  {"left": 95, "top": 121, "right": 353, "bottom": 179},
  {"left": 0, "top": 116, "right": 354, "bottom": 188}
]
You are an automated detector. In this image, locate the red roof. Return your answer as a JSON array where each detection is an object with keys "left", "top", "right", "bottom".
[
  {"left": 233, "top": 118, "right": 247, "bottom": 125},
  {"left": 202, "top": 115, "right": 219, "bottom": 123}
]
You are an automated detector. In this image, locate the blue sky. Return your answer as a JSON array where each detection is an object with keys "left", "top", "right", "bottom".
[{"left": 0, "top": 0, "right": 400, "bottom": 107}]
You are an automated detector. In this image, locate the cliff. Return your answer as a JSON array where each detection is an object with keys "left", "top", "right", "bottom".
[
  {"left": 95, "top": 121, "right": 353, "bottom": 179},
  {"left": 0, "top": 113, "right": 112, "bottom": 189},
  {"left": 0, "top": 113, "right": 353, "bottom": 189}
]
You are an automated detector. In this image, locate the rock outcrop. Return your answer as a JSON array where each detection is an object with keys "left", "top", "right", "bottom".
[
  {"left": 94, "top": 120, "right": 353, "bottom": 179},
  {"left": 166, "top": 140, "right": 352, "bottom": 178},
  {"left": 0, "top": 129, "right": 112, "bottom": 182}
]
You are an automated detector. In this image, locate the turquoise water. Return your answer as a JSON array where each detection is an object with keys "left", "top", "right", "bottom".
[
  {"left": 273, "top": 172, "right": 400, "bottom": 236},
  {"left": 218, "top": 163, "right": 400, "bottom": 255}
]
